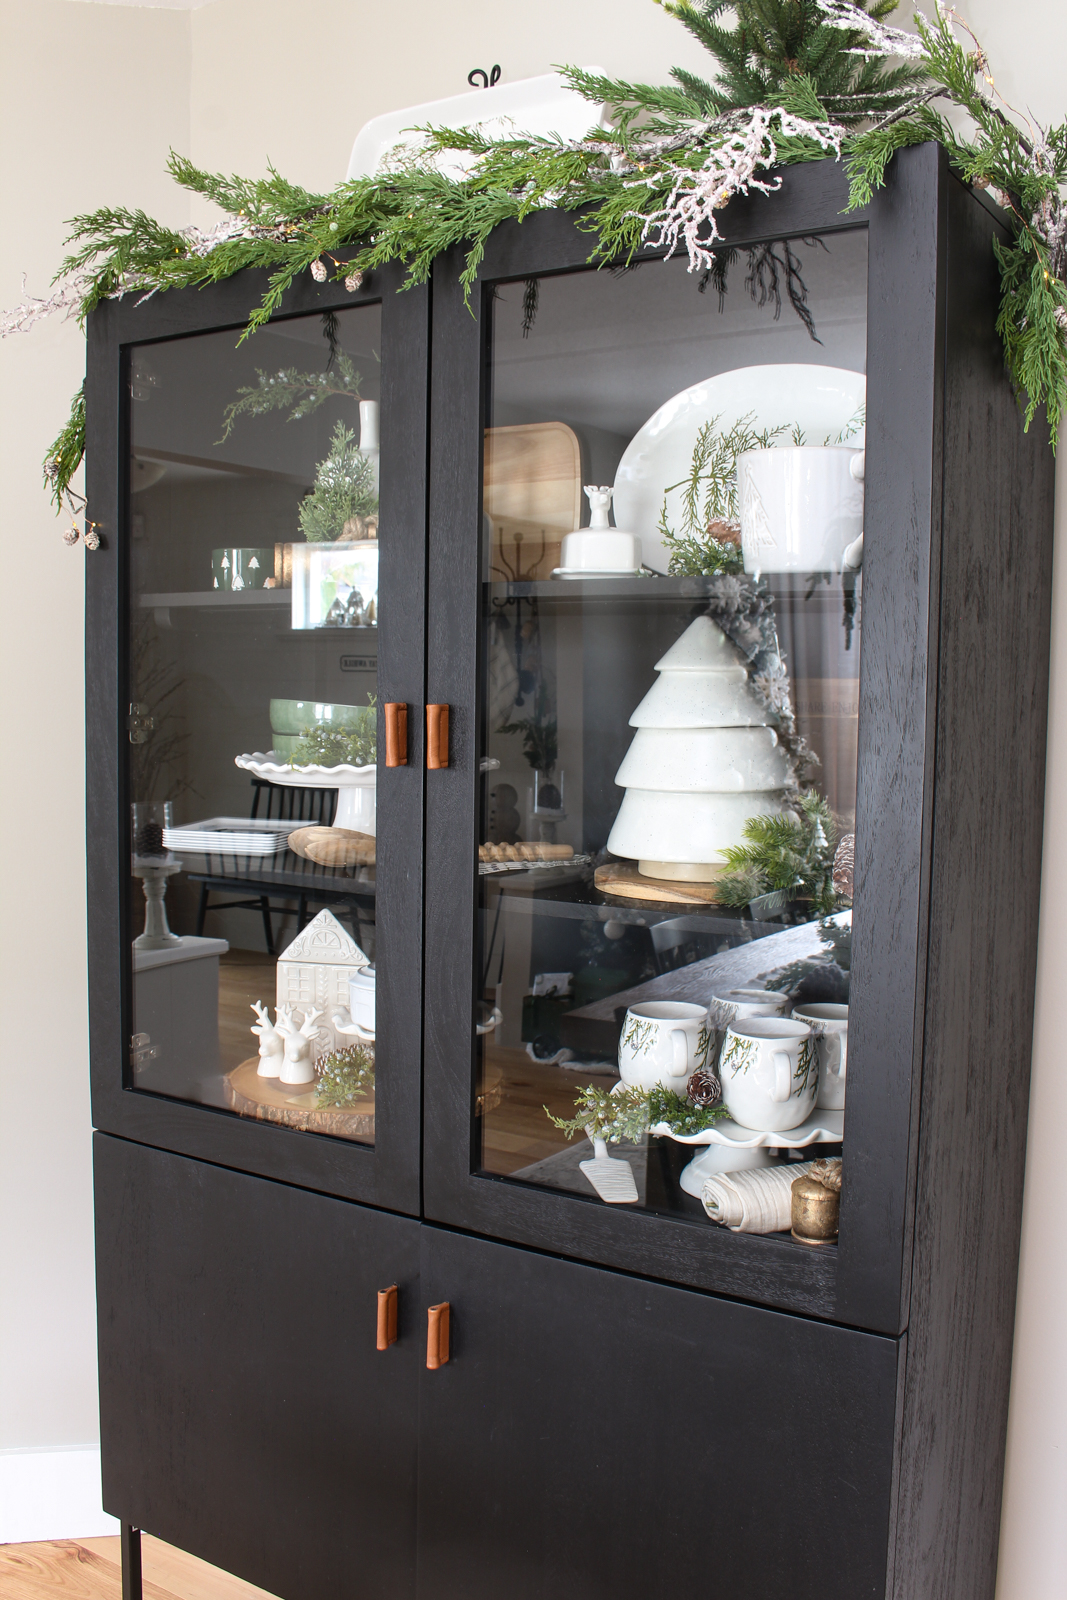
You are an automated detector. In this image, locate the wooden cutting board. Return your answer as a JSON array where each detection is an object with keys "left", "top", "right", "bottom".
[
  {"left": 593, "top": 862, "right": 724, "bottom": 905},
  {"left": 484, "top": 421, "right": 583, "bottom": 581}
]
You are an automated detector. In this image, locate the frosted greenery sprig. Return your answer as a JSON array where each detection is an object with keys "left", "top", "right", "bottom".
[
  {"left": 218, "top": 351, "right": 364, "bottom": 442},
  {"left": 316, "top": 1043, "right": 375, "bottom": 1108},
  {"left": 546, "top": 1082, "right": 729, "bottom": 1144},
  {"left": 658, "top": 411, "right": 786, "bottom": 575}
]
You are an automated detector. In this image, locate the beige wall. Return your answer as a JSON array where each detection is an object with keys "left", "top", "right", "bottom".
[
  {"left": 0, "top": 0, "right": 190, "bottom": 1454},
  {"left": 1, "top": 0, "right": 1064, "bottom": 1587}
]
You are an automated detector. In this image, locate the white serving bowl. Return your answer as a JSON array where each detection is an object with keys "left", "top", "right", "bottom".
[
  {"left": 629, "top": 670, "right": 769, "bottom": 729},
  {"left": 606, "top": 787, "right": 788, "bottom": 866},
  {"left": 615, "top": 726, "right": 792, "bottom": 792}
]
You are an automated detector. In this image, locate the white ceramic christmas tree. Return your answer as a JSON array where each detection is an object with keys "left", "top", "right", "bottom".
[{"left": 606, "top": 616, "right": 792, "bottom": 882}]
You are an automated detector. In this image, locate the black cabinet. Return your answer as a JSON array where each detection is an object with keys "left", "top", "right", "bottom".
[
  {"left": 95, "top": 1134, "right": 898, "bottom": 1600},
  {"left": 94, "top": 1133, "right": 421, "bottom": 1600},
  {"left": 417, "top": 1224, "right": 899, "bottom": 1600},
  {"left": 87, "top": 143, "right": 1054, "bottom": 1600}
]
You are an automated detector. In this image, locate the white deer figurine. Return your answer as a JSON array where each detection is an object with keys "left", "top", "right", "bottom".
[
  {"left": 276, "top": 1004, "right": 324, "bottom": 1085},
  {"left": 250, "top": 1000, "right": 285, "bottom": 1079}
]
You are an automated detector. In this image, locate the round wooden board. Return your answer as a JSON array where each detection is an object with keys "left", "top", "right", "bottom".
[
  {"left": 227, "top": 1058, "right": 374, "bottom": 1141},
  {"left": 593, "top": 862, "right": 723, "bottom": 905}
]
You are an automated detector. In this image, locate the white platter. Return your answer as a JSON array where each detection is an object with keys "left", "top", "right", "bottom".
[
  {"left": 163, "top": 816, "right": 293, "bottom": 856},
  {"left": 650, "top": 1108, "right": 843, "bottom": 1148},
  {"left": 347, "top": 70, "right": 611, "bottom": 183},
  {"left": 612, "top": 364, "right": 866, "bottom": 573},
  {"left": 235, "top": 751, "right": 377, "bottom": 787}
]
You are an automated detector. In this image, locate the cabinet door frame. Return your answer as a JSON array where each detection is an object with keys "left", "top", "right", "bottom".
[
  {"left": 422, "top": 143, "right": 1051, "bottom": 1334},
  {"left": 95, "top": 1132, "right": 421, "bottom": 1600},
  {"left": 86, "top": 261, "right": 428, "bottom": 1213}
]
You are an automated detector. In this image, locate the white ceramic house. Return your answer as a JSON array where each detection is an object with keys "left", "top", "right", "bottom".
[
  {"left": 606, "top": 615, "right": 792, "bottom": 881},
  {"left": 275, "top": 909, "right": 370, "bottom": 1061}
]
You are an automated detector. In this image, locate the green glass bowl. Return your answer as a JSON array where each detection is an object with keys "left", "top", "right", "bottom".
[{"left": 269, "top": 699, "right": 366, "bottom": 737}]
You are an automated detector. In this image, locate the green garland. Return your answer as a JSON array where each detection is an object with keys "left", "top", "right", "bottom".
[
  {"left": 6, "top": 0, "right": 1065, "bottom": 527},
  {"left": 546, "top": 1082, "right": 730, "bottom": 1144}
]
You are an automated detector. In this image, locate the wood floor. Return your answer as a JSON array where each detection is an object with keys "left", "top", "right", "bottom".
[
  {"left": 479, "top": 1043, "right": 617, "bottom": 1174},
  {"left": 0, "top": 1536, "right": 279, "bottom": 1600}
]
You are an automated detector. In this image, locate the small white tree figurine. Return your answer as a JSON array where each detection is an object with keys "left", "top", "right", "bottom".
[
  {"left": 250, "top": 1001, "right": 285, "bottom": 1078},
  {"left": 276, "top": 1004, "right": 324, "bottom": 1084}
]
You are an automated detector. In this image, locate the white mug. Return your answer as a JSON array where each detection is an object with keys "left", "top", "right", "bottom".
[
  {"left": 618, "top": 1001, "right": 711, "bottom": 1095},
  {"left": 718, "top": 1016, "right": 817, "bottom": 1131},
  {"left": 792, "top": 1003, "right": 848, "bottom": 1111},
  {"left": 738, "top": 446, "right": 863, "bottom": 574},
  {"left": 708, "top": 988, "right": 791, "bottom": 1031}
]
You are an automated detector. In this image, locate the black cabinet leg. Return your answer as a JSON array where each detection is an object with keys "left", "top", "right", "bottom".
[
  {"left": 196, "top": 881, "right": 209, "bottom": 937},
  {"left": 120, "top": 1524, "right": 142, "bottom": 1600}
]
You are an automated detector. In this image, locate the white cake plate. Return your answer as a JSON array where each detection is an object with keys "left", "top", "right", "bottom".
[
  {"left": 649, "top": 1109, "right": 844, "bottom": 1196},
  {"left": 551, "top": 567, "right": 643, "bottom": 579},
  {"left": 235, "top": 751, "right": 377, "bottom": 833}
]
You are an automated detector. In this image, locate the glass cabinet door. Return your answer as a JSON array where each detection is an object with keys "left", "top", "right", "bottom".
[
  {"left": 114, "top": 283, "right": 425, "bottom": 1207},
  {"left": 426, "top": 218, "right": 872, "bottom": 1299}
]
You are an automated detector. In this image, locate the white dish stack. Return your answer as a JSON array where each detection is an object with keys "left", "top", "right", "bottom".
[{"left": 606, "top": 616, "right": 792, "bottom": 881}]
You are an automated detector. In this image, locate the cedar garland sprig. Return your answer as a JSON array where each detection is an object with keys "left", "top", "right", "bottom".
[{"left": 7, "top": 0, "right": 1067, "bottom": 521}]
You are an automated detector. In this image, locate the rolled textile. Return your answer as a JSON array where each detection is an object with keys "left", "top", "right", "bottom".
[{"left": 702, "top": 1161, "right": 815, "bottom": 1234}]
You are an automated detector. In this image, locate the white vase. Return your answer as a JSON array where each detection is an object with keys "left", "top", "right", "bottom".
[
  {"left": 359, "top": 400, "right": 380, "bottom": 495},
  {"left": 738, "top": 446, "right": 863, "bottom": 574}
]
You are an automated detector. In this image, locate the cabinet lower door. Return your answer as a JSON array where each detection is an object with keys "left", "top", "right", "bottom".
[
  {"left": 417, "top": 1225, "right": 900, "bottom": 1600},
  {"left": 94, "top": 1134, "right": 420, "bottom": 1600}
]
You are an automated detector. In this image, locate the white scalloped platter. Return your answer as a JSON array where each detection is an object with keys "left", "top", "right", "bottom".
[
  {"left": 650, "top": 1108, "right": 844, "bottom": 1149},
  {"left": 235, "top": 751, "right": 377, "bottom": 787}
]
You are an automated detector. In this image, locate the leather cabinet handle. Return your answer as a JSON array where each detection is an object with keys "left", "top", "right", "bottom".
[
  {"left": 384, "top": 703, "right": 408, "bottom": 767},
  {"left": 426, "top": 1302, "right": 450, "bottom": 1369},
  {"left": 377, "top": 1285, "right": 398, "bottom": 1350},
  {"left": 426, "top": 704, "right": 450, "bottom": 770}
]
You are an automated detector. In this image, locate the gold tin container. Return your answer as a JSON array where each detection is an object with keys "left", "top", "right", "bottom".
[{"left": 791, "top": 1173, "right": 840, "bottom": 1246}]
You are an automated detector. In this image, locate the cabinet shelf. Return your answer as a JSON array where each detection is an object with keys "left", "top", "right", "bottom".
[{"left": 138, "top": 589, "right": 292, "bottom": 609}]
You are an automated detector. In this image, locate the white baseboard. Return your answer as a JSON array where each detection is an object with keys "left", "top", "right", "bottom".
[{"left": 0, "top": 1446, "right": 120, "bottom": 1542}]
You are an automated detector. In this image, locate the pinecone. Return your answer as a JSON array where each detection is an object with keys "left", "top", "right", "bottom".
[
  {"left": 833, "top": 832, "right": 855, "bottom": 899},
  {"left": 310, "top": 259, "right": 328, "bottom": 283},
  {"left": 686, "top": 1067, "right": 721, "bottom": 1108},
  {"left": 345, "top": 271, "right": 364, "bottom": 293}
]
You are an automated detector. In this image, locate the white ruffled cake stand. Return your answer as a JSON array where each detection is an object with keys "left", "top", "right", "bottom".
[
  {"left": 235, "top": 752, "right": 377, "bottom": 834},
  {"left": 649, "top": 1109, "right": 845, "bottom": 1196}
]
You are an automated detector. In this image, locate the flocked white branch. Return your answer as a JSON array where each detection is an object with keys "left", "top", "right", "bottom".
[{"left": 630, "top": 107, "right": 845, "bottom": 275}]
